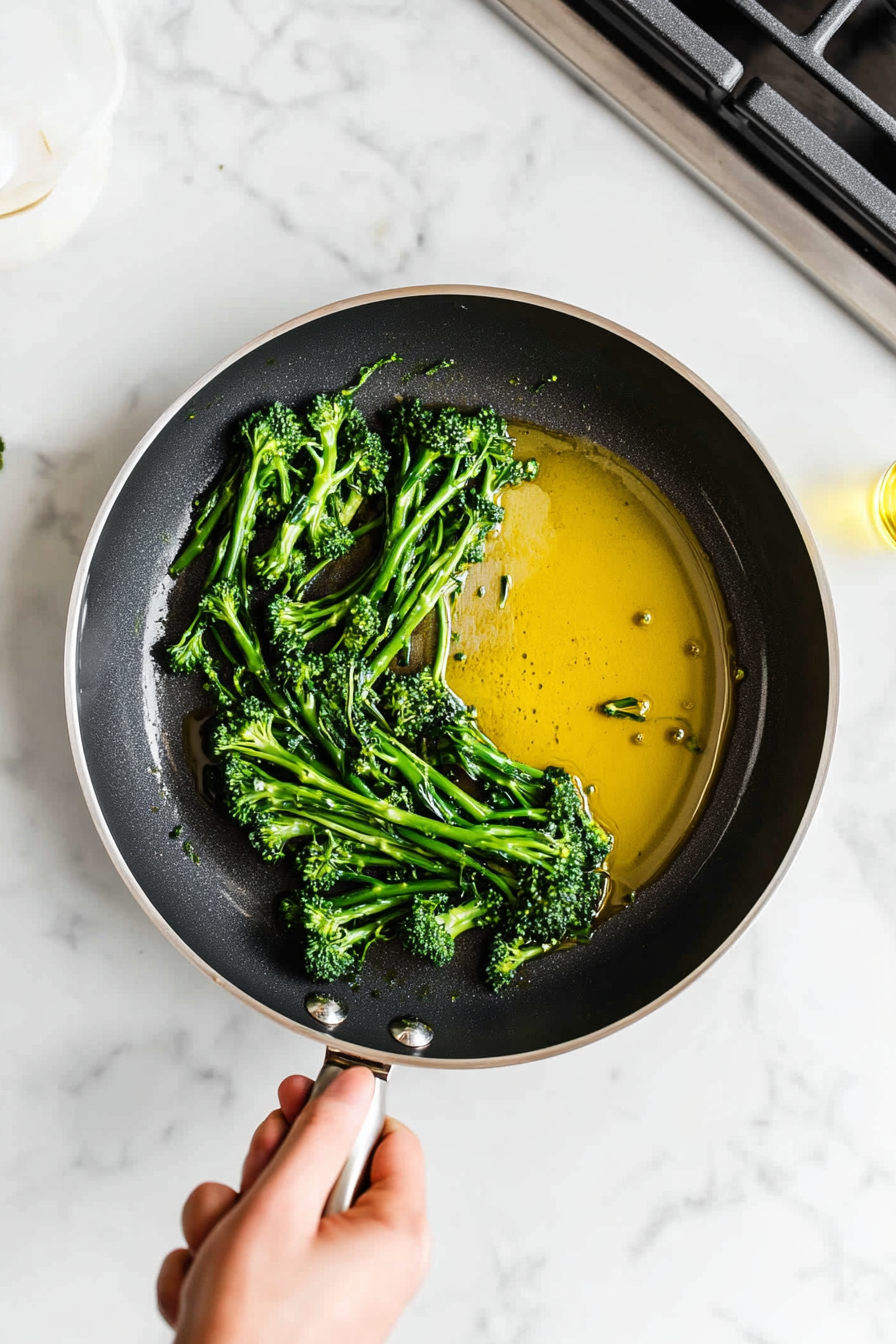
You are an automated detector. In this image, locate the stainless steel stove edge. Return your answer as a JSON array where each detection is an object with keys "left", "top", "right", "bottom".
[{"left": 483, "top": 0, "right": 896, "bottom": 354}]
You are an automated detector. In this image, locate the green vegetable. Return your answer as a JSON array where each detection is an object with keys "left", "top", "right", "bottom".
[
  {"left": 601, "top": 697, "right": 648, "bottom": 722},
  {"left": 167, "top": 367, "right": 614, "bottom": 990},
  {"left": 486, "top": 926, "right": 591, "bottom": 992}
]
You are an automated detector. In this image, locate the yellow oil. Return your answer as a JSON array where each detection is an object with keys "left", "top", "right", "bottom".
[{"left": 447, "top": 423, "right": 738, "bottom": 902}]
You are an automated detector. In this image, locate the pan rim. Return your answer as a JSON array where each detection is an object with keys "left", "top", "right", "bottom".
[{"left": 64, "top": 283, "right": 839, "bottom": 1069}]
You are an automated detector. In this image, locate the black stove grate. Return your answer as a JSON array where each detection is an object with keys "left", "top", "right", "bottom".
[{"left": 563, "top": 0, "right": 896, "bottom": 279}]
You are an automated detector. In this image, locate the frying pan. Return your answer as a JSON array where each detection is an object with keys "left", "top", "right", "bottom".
[{"left": 64, "top": 286, "right": 837, "bottom": 1207}]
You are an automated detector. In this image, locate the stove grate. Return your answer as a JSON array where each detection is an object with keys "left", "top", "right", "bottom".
[{"left": 487, "top": 0, "right": 896, "bottom": 346}]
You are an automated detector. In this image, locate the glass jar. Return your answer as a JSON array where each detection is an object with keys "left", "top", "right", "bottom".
[{"left": 0, "top": 0, "right": 125, "bottom": 268}]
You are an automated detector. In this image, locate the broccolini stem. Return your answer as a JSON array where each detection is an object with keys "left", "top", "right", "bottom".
[
  {"left": 348, "top": 513, "right": 383, "bottom": 541},
  {"left": 250, "top": 807, "right": 458, "bottom": 875},
  {"left": 389, "top": 825, "right": 517, "bottom": 897},
  {"left": 256, "top": 500, "right": 309, "bottom": 585},
  {"left": 342, "top": 353, "right": 401, "bottom": 394},
  {"left": 204, "top": 532, "right": 228, "bottom": 592},
  {"left": 335, "top": 905, "right": 408, "bottom": 950},
  {"left": 234, "top": 760, "right": 523, "bottom": 889},
  {"left": 330, "top": 879, "right": 462, "bottom": 914},
  {"left": 239, "top": 758, "right": 536, "bottom": 860},
  {"left": 434, "top": 594, "right": 453, "bottom": 683},
  {"left": 364, "top": 719, "right": 492, "bottom": 825},
  {"left": 367, "top": 519, "right": 480, "bottom": 682},
  {"left": 170, "top": 466, "right": 240, "bottom": 575},
  {"left": 443, "top": 897, "right": 497, "bottom": 938},
  {"left": 208, "top": 598, "right": 293, "bottom": 720},
  {"left": 367, "top": 450, "right": 488, "bottom": 605},
  {"left": 222, "top": 446, "right": 265, "bottom": 580}
]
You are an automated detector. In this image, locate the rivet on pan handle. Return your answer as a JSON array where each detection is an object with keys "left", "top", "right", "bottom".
[{"left": 309, "top": 1048, "right": 392, "bottom": 1216}]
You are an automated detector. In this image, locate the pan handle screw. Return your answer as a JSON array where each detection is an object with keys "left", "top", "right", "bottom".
[
  {"left": 389, "top": 1017, "right": 434, "bottom": 1050},
  {"left": 305, "top": 993, "right": 348, "bottom": 1027}
]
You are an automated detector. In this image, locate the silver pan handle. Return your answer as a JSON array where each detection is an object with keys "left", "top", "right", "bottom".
[{"left": 309, "top": 1049, "right": 392, "bottom": 1216}]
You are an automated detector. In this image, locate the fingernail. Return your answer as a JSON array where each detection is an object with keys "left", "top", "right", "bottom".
[{"left": 323, "top": 1066, "right": 375, "bottom": 1107}]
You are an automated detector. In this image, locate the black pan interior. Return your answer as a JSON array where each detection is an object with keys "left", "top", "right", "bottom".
[{"left": 72, "top": 292, "right": 832, "bottom": 1062}]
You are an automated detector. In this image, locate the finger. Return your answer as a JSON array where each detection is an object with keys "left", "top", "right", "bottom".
[
  {"left": 181, "top": 1181, "right": 239, "bottom": 1251},
  {"left": 240, "top": 1108, "right": 290, "bottom": 1192},
  {"left": 277, "top": 1074, "right": 313, "bottom": 1124},
  {"left": 252, "top": 1066, "right": 375, "bottom": 1221},
  {"left": 353, "top": 1117, "right": 428, "bottom": 1234},
  {"left": 157, "top": 1247, "right": 192, "bottom": 1327}
]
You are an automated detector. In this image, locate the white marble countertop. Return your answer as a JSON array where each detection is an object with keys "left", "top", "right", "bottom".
[{"left": 3, "top": 2, "right": 896, "bottom": 1341}]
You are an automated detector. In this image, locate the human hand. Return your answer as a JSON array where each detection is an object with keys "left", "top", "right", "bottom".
[{"left": 157, "top": 1067, "right": 429, "bottom": 1344}]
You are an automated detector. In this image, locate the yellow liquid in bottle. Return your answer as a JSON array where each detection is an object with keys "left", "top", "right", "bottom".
[
  {"left": 802, "top": 461, "right": 896, "bottom": 552},
  {"left": 874, "top": 461, "right": 896, "bottom": 548},
  {"left": 447, "top": 423, "right": 738, "bottom": 904}
]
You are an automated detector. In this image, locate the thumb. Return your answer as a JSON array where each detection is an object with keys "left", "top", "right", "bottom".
[{"left": 251, "top": 1066, "right": 376, "bottom": 1223}]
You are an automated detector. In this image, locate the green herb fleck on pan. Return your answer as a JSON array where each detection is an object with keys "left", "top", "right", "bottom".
[
  {"left": 401, "top": 357, "right": 453, "bottom": 381},
  {"left": 532, "top": 374, "right": 558, "bottom": 394},
  {"left": 169, "top": 825, "right": 183, "bottom": 839},
  {"left": 601, "top": 697, "right": 648, "bottom": 722},
  {"left": 182, "top": 839, "right": 200, "bottom": 865},
  {"left": 0, "top": 435, "right": 5, "bottom": 471}
]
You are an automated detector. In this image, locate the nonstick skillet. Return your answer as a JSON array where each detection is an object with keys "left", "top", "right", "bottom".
[{"left": 65, "top": 287, "right": 836, "bottom": 1205}]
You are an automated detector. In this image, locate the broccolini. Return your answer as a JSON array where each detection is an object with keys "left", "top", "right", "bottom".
[{"left": 167, "top": 361, "right": 614, "bottom": 990}]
